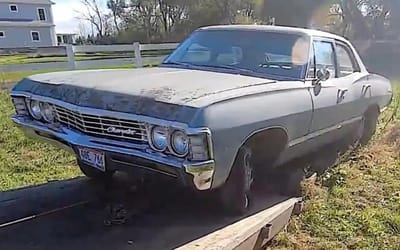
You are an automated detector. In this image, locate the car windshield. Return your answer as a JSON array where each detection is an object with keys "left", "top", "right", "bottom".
[{"left": 163, "top": 30, "right": 310, "bottom": 80}]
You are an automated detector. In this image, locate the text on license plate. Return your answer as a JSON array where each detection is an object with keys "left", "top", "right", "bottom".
[{"left": 78, "top": 148, "right": 105, "bottom": 172}]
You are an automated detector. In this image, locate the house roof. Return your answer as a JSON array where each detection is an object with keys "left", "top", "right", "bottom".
[
  {"left": 0, "top": 21, "right": 54, "bottom": 27},
  {"left": 0, "top": 0, "right": 54, "bottom": 4}
]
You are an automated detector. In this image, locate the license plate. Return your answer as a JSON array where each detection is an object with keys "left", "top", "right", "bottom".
[{"left": 78, "top": 148, "right": 106, "bottom": 172}]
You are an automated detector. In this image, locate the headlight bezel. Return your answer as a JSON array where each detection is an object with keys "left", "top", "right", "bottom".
[
  {"left": 148, "top": 125, "right": 212, "bottom": 160},
  {"left": 39, "top": 102, "right": 56, "bottom": 123},
  {"left": 170, "top": 130, "right": 189, "bottom": 157},
  {"left": 26, "top": 98, "right": 42, "bottom": 120},
  {"left": 149, "top": 125, "right": 169, "bottom": 152}
]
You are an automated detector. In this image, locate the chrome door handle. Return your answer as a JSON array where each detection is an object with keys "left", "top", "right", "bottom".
[
  {"left": 337, "top": 88, "right": 348, "bottom": 103},
  {"left": 339, "top": 88, "right": 348, "bottom": 97},
  {"left": 362, "top": 84, "right": 372, "bottom": 95}
]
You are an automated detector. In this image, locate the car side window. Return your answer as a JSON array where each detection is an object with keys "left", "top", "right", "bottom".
[
  {"left": 313, "top": 41, "right": 336, "bottom": 79},
  {"left": 336, "top": 43, "right": 358, "bottom": 77}
]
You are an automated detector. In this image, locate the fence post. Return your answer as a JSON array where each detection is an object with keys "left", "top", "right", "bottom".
[
  {"left": 66, "top": 44, "right": 76, "bottom": 70},
  {"left": 133, "top": 42, "right": 143, "bottom": 68}
]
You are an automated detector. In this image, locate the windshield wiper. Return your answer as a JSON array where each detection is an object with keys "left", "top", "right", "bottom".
[
  {"left": 162, "top": 62, "right": 255, "bottom": 74},
  {"left": 192, "top": 64, "right": 255, "bottom": 74},
  {"left": 162, "top": 61, "right": 193, "bottom": 67}
]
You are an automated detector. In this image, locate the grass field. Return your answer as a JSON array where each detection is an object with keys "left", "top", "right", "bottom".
[
  {"left": 0, "top": 90, "right": 80, "bottom": 191},
  {"left": 272, "top": 84, "right": 400, "bottom": 249}
]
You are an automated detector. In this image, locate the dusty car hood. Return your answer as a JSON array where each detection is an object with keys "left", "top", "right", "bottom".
[{"left": 13, "top": 67, "right": 275, "bottom": 123}]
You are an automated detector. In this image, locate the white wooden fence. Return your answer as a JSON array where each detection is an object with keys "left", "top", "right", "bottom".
[{"left": 65, "top": 42, "right": 180, "bottom": 70}]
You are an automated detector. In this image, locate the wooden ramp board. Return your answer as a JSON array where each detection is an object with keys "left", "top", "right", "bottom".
[
  {"left": 178, "top": 198, "right": 302, "bottom": 250},
  {"left": 0, "top": 177, "right": 98, "bottom": 224}
]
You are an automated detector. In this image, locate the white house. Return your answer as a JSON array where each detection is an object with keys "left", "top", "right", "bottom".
[
  {"left": 56, "top": 32, "right": 77, "bottom": 45},
  {"left": 0, "top": 0, "right": 57, "bottom": 48}
]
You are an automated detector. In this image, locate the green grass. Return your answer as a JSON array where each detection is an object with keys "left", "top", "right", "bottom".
[
  {"left": 0, "top": 90, "right": 80, "bottom": 191},
  {"left": 272, "top": 84, "right": 400, "bottom": 249},
  {"left": 0, "top": 64, "right": 165, "bottom": 191}
]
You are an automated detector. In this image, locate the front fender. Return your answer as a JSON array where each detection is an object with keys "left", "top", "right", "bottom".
[{"left": 193, "top": 82, "right": 313, "bottom": 189}]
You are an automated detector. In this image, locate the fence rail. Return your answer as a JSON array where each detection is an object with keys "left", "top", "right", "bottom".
[{"left": 66, "top": 42, "right": 179, "bottom": 70}]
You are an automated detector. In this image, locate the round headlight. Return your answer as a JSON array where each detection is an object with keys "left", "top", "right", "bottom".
[
  {"left": 27, "top": 99, "right": 42, "bottom": 120},
  {"left": 40, "top": 102, "right": 56, "bottom": 122},
  {"left": 150, "top": 126, "right": 168, "bottom": 151},
  {"left": 171, "top": 130, "right": 189, "bottom": 157}
]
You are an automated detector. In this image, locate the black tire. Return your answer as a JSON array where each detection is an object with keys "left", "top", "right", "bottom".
[
  {"left": 218, "top": 146, "right": 253, "bottom": 215},
  {"left": 359, "top": 109, "right": 379, "bottom": 145},
  {"left": 78, "top": 160, "right": 115, "bottom": 182}
]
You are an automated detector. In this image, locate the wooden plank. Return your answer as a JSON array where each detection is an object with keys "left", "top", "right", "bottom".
[
  {"left": 0, "top": 177, "right": 101, "bottom": 224},
  {"left": 73, "top": 44, "right": 135, "bottom": 53},
  {"left": 72, "top": 43, "right": 179, "bottom": 53},
  {"left": 140, "top": 43, "right": 179, "bottom": 51},
  {"left": 177, "top": 198, "right": 301, "bottom": 250}
]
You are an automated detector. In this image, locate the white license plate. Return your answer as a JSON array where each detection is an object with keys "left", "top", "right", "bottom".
[{"left": 78, "top": 148, "right": 106, "bottom": 172}]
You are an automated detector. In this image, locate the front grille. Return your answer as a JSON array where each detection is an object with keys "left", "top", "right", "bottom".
[{"left": 54, "top": 105, "right": 148, "bottom": 144}]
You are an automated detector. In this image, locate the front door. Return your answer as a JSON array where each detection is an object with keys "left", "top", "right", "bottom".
[{"left": 307, "top": 38, "right": 358, "bottom": 147}]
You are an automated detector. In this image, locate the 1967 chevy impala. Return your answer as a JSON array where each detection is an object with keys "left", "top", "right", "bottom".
[{"left": 10, "top": 25, "right": 392, "bottom": 214}]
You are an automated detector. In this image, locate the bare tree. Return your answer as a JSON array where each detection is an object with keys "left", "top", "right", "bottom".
[
  {"left": 107, "top": 0, "right": 126, "bottom": 33},
  {"left": 79, "top": 0, "right": 107, "bottom": 38}
]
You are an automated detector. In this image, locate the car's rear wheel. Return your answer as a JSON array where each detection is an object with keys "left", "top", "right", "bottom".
[
  {"left": 359, "top": 109, "right": 379, "bottom": 145},
  {"left": 78, "top": 160, "right": 115, "bottom": 182},
  {"left": 217, "top": 146, "right": 253, "bottom": 215}
]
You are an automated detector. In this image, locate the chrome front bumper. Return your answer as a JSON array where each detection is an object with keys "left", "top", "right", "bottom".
[{"left": 12, "top": 115, "right": 215, "bottom": 191}]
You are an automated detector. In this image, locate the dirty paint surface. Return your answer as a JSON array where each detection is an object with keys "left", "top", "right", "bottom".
[{"left": 12, "top": 67, "right": 272, "bottom": 123}]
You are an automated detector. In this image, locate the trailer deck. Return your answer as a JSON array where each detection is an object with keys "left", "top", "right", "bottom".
[{"left": 0, "top": 175, "right": 302, "bottom": 250}]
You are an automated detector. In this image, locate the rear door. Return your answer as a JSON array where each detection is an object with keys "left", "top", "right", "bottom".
[{"left": 334, "top": 40, "right": 369, "bottom": 119}]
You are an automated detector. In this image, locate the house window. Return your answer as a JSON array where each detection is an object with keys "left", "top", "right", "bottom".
[
  {"left": 37, "top": 8, "right": 46, "bottom": 21},
  {"left": 31, "top": 31, "right": 40, "bottom": 42},
  {"left": 0, "top": 31, "right": 5, "bottom": 38},
  {"left": 9, "top": 4, "right": 18, "bottom": 12}
]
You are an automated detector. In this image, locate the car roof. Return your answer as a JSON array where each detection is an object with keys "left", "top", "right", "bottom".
[{"left": 198, "top": 25, "right": 347, "bottom": 42}]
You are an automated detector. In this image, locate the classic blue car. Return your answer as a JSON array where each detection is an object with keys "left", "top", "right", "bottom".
[{"left": 10, "top": 25, "right": 392, "bottom": 214}]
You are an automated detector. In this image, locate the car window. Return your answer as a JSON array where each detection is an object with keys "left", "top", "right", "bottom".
[
  {"left": 336, "top": 44, "right": 356, "bottom": 77},
  {"left": 165, "top": 30, "right": 310, "bottom": 80},
  {"left": 215, "top": 46, "right": 243, "bottom": 65},
  {"left": 313, "top": 41, "right": 336, "bottom": 79}
]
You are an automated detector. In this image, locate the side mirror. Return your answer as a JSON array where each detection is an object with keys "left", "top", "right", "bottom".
[{"left": 316, "top": 68, "right": 330, "bottom": 81}]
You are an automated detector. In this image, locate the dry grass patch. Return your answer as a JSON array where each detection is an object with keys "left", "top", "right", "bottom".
[{"left": 272, "top": 87, "right": 400, "bottom": 249}]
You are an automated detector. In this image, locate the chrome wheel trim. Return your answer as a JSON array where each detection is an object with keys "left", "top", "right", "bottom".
[{"left": 243, "top": 148, "right": 253, "bottom": 192}]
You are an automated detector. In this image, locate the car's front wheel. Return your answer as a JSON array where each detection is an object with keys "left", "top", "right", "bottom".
[
  {"left": 77, "top": 160, "right": 115, "bottom": 182},
  {"left": 217, "top": 146, "right": 253, "bottom": 215}
]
